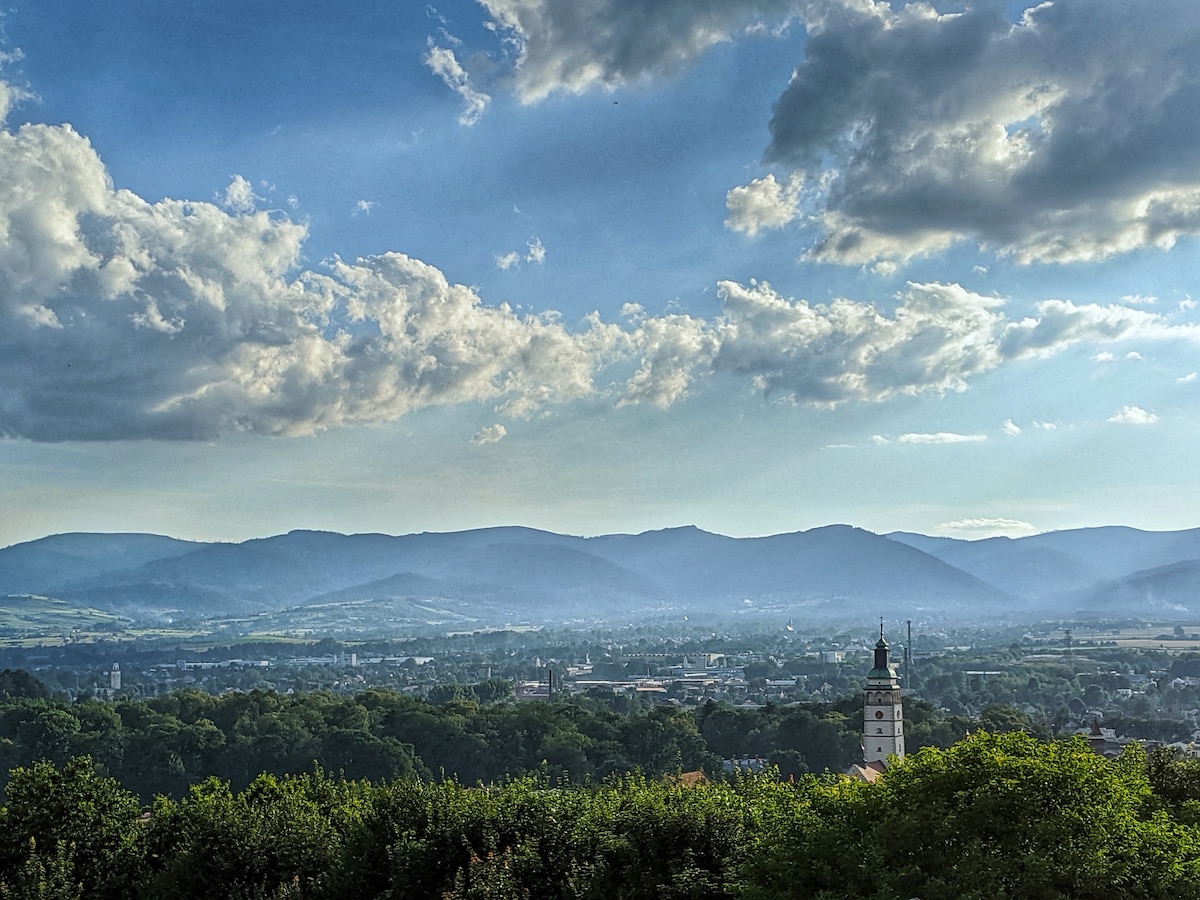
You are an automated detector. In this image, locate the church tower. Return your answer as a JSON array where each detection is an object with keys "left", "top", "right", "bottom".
[{"left": 864, "top": 622, "right": 904, "bottom": 765}]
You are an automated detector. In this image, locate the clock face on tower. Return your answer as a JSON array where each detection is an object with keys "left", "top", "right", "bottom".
[{"left": 875, "top": 710, "right": 883, "bottom": 718}]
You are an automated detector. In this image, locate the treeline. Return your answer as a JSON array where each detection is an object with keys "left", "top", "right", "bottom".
[
  {"left": 4, "top": 733, "right": 1200, "bottom": 898},
  {"left": 0, "top": 686, "right": 715, "bottom": 800},
  {"left": 0, "top": 674, "right": 922, "bottom": 800}
]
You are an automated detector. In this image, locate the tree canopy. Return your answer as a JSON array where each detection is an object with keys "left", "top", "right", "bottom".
[{"left": 3, "top": 732, "right": 1200, "bottom": 899}]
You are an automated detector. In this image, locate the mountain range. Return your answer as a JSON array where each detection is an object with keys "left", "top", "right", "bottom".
[{"left": 3, "top": 524, "right": 1200, "bottom": 631}]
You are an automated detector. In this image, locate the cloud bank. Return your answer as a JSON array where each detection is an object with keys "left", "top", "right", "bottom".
[{"left": 2, "top": 105, "right": 1197, "bottom": 442}]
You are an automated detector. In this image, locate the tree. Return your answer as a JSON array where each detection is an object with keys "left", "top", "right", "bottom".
[
  {"left": 741, "top": 733, "right": 1200, "bottom": 899},
  {"left": 0, "top": 838, "right": 81, "bottom": 900},
  {"left": 0, "top": 757, "right": 145, "bottom": 900},
  {"left": 0, "top": 671, "right": 50, "bottom": 702},
  {"left": 143, "top": 771, "right": 357, "bottom": 899}
]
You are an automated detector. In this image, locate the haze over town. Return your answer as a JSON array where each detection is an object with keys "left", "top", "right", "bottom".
[{"left": 2, "top": 0, "right": 1199, "bottom": 548}]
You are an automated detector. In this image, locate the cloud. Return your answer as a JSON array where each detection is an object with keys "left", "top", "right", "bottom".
[
  {"left": 221, "top": 175, "right": 260, "bottom": 214},
  {"left": 618, "top": 312, "right": 718, "bottom": 409},
  {"left": 939, "top": 517, "right": 1037, "bottom": 537},
  {"left": 475, "top": 0, "right": 798, "bottom": 103},
  {"left": 761, "top": 0, "right": 1200, "bottom": 266},
  {"left": 708, "top": 280, "right": 1199, "bottom": 407},
  {"left": 0, "top": 49, "right": 34, "bottom": 126},
  {"left": 897, "top": 432, "right": 986, "bottom": 445},
  {"left": 1033, "top": 420, "right": 1058, "bottom": 431},
  {"left": 440, "top": 0, "right": 1200, "bottom": 265},
  {"left": 711, "top": 280, "right": 1005, "bottom": 404},
  {"left": 1179, "top": 372, "right": 1197, "bottom": 384},
  {"left": 4, "top": 108, "right": 1200, "bottom": 442},
  {"left": 471, "top": 423, "right": 507, "bottom": 444},
  {"left": 355, "top": 200, "right": 377, "bottom": 215},
  {"left": 0, "top": 118, "right": 633, "bottom": 440},
  {"left": 1092, "top": 352, "right": 1115, "bottom": 363},
  {"left": 494, "top": 237, "right": 546, "bottom": 270},
  {"left": 1002, "top": 419, "right": 1021, "bottom": 436},
  {"left": 997, "top": 299, "right": 1192, "bottom": 359},
  {"left": 423, "top": 42, "right": 491, "bottom": 125},
  {"left": 1108, "top": 405, "right": 1159, "bottom": 425},
  {"left": 724, "top": 173, "right": 802, "bottom": 237}
]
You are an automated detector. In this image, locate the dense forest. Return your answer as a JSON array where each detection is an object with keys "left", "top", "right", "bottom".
[
  {"left": 3, "top": 732, "right": 1200, "bottom": 898},
  {"left": 3, "top": 668, "right": 1198, "bottom": 897},
  {"left": 0, "top": 668, "right": 1011, "bottom": 800}
]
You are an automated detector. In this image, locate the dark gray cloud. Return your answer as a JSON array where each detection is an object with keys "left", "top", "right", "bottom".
[{"left": 753, "top": 0, "right": 1200, "bottom": 264}]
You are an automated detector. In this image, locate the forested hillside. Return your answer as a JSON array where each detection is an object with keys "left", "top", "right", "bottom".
[{"left": 3, "top": 733, "right": 1200, "bottom": 899}]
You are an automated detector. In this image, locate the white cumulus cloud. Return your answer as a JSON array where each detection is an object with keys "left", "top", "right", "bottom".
[
  {"left": 0, "top": 117, "right": 628, "bottom": 440},
  {"left": 221, "top": 175, "right": 260, "bottom": 214},
  {"left": 471, "top": 423, "right": 508, "bottom": 444},
  {"left": 724, "top": 173, "right": 803, "bottom": 237},
  {"left": 1108, "top": 405, "right": 1159, "bottom": 425}
]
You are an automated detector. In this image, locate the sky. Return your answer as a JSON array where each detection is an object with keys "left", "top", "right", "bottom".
[{"left": 1, "top": 0, "right": 1199, "bottom": 547}]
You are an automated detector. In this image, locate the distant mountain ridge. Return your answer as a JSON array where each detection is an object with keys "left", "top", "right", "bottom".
[{"left": 2, "top": 524, "right": 1198, "bottom": 629}]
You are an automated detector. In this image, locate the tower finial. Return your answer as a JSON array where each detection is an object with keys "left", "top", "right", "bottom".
[{"left": 880, "top": 616, "right": 884, "bottom": 640}]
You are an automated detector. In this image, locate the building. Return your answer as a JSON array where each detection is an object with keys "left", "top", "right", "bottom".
[
  {"left": 109, "top": 663, "right": 121, "bottom": 691},
  {"left": 863, "top": 624, "right": 905, "bottom": 765}
]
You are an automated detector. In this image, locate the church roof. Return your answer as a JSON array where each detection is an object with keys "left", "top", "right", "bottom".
[{"left": 845, "top": 760, "right": 888, "bottom": 782}]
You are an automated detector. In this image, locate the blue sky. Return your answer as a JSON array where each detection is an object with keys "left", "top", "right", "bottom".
[{"left": 2, "top": 0, "right": 1199, "bottom": 547}]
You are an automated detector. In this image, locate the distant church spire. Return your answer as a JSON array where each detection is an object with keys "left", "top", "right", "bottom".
[{"left": 864, "top": 621, "right": 904, "bottom": 765}]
